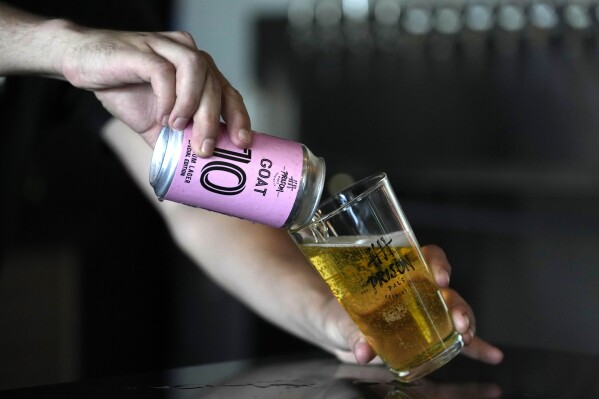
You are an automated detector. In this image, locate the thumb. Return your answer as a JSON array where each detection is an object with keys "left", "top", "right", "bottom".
[
  {"left": 335, "top": 312, "right": 378, "bottom": 365},
  {"left": 351, "top": 334, "right": 378, "bottom": 365}
]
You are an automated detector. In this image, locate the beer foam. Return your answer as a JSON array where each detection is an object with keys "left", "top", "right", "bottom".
[
  {"left": 382, "top": 303, "right": 408, "bottom": 323},
  {"left": 303, "top": 231, "right": 411, "bottom": 248}
]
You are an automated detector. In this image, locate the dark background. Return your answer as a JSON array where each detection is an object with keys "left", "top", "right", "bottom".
[
  {"left": 255, "top": 2, "right": 599, "bottom": 364},
  {"left": 1, "top": 0, "right": 599, "bottom": 390}
]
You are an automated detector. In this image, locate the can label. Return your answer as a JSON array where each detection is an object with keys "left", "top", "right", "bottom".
[{"left": 163, "top": 124, "right": 304, "bottom": 227}]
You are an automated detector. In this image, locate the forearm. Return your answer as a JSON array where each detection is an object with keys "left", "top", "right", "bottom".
[
  {"left": 173, "top": 211, "right": 336, "bottom": 349},
  {"left": 0, "top": 3, "right": 79, "bottom": 77}
]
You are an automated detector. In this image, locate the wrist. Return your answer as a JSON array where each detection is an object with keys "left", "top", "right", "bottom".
[
  {"left": 0, "top": 15, "right": 84, "bottom": 78},
  {"left": 37, "top": 18, "right": 85, "bottom": 79}
]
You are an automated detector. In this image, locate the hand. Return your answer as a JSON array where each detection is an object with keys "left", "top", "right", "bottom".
[
  {"left": 423, "top": 245, "right": 504, "bottom": 364},
  {"left": 321, "top": 244, "right": 504, "bottom": 366},
  {"left": 60, "top": 25, "right": 251, "bottom": 156}
]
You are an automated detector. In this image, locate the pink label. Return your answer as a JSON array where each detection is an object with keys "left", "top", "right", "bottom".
[{"left": 164, "top": 124, "right": 303, "bottom": 227}]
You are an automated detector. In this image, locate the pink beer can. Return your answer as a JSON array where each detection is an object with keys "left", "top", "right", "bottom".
[{"left": 149, "top": 123, "right": 326, "bottom": 229}]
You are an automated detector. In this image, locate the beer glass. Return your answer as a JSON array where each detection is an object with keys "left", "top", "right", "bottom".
[{"left": 289, "top": 173, "right": 463, "bottom": 382}]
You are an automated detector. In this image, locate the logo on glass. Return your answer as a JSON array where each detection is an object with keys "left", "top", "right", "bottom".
[{"left": 366, "top": 236, "right": 416, "bottom": 294}]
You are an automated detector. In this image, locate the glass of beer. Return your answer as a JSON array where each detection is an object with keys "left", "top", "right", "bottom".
[{"left": 289, "top": 173, "right": 463, "bottom": 382}]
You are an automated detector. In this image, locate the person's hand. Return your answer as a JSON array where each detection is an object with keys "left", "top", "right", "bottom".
[
  {"left": 320, "top": 244, "right": 504, "bottom": 366},
  {"left": 422, "top": 245, "right": 504, "bottom": 364},
  {"left": 0, "top": 4, "right": 250, "bottom": 155},
  {"left": 59, "top": 24, "right": 251, "bottom": 156}
]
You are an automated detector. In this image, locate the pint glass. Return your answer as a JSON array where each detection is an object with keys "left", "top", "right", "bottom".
[{"left": 289, "top": 173, "right": 463, "bottom": 382}]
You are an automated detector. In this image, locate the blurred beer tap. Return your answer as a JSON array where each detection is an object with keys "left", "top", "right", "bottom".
[
  {"left": 434, "top": 1, "right": 464, "bottom": 35},
  {"left": 563, "top": 0, "right": 592, "bottom": 31},
  {"left": 594, "top": 0, "right": 599, "bottom": 26},
  {"left": 315, "top": 0, "right": 345, "bottom": 51},
  {"left": 287, "top": 0, "right": 344, "bottom": 52},
  {"left": 288, "top": 0, "right": 317, "bottom": 52},
  {"left": 342, "top": 0, "right": 374, "bottom": 54},
  {"left": 397, "top": 0, "right": 433, "bottom": 61},
  {"left": 562, "top": 1, "right": 593, "bottom": 58},
  {"left": 373, "top": 0, "right": 402, "bottom": 52},
  {"left": 497, "top": 1, "right": 527, "bottom": 32},
  {"left": 460, "top": 1, "right": 495, "bottom": 61},
  {"left": 529, "top": 0, "right": 560, "bottom": 29},
  {"left": 464, "top": 0, "right": 496, "bottom": 33},
  {"left": 428, "top": 1, "right": 464, "bottom": 61},
  {"left": 527, "top": 0, "right": 561, "bottom": 45},
  {"left": 495, "top": 1, "right": 527, "bottom": 55},
  {"left": 402, "top": 0, "right": 434, "bottom": 35}
]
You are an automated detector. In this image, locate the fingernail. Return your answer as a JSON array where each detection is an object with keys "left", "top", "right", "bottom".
[
  {"left": 353, "top": 338, "right": 370, "bottom": 365},
  {"left": 438, "top": 269, "right": 450, "bottom": 287},
  {"left": 456, "top": 313, "right": 469, "bottom": 332},
  {"left": 238, "top": 129, "right": 251, "bottom": 145},
  {"left": 161, "top": 114, "right": 169, "bottom": 126},
  {"left": 173, "top": 117, "right": 188, "bottom": 131},
  {"left": 200, "top": 138, "right": 215, "bottom": 156},
  {"left": 488, "top": 348, "right": 504, "bottom": 364}
]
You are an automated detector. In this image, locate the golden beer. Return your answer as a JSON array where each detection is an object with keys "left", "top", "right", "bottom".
[{"left": 300, "top": 232, "right": 458, "bottom": 374}]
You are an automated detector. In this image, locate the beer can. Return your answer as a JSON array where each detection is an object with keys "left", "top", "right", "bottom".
[{"left": 149, "top": 123, "right": 326, "bottom": 229}]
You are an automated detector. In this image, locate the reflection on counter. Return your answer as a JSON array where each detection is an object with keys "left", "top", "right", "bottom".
[
  {"left": 4, "top": 346, "right": 597, "bottom": 398},
  {"left": 154, "top": 359, "right": 501, "bottom": 398}
]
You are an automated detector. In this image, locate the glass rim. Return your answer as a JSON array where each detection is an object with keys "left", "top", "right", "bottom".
[{"left": 290, "top": 172, "right": 388, "bottom": 233}]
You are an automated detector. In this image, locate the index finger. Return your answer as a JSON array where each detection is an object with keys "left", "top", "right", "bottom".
[
  {"left": 462, "top": 336, "right": 505, "bottom": 365},
  {"left": 202, "top": 51, "right": 252, "bottom": 149},
  {"left": 145, "top": 34, "right": 210, "bottom": 131}
]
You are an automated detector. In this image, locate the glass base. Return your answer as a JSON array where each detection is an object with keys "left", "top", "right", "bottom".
[{"left": 389, "top": 332, "right": 464, "bottom": 383}]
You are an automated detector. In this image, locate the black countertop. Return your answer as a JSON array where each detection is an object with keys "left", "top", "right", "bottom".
[{"left": 2, "top": 345, "right": 598, "bottom": 398}]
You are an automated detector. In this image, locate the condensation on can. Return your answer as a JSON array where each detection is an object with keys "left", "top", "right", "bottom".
[{"left": 149, "top": 123, "right": 325, "bottom": 230}]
